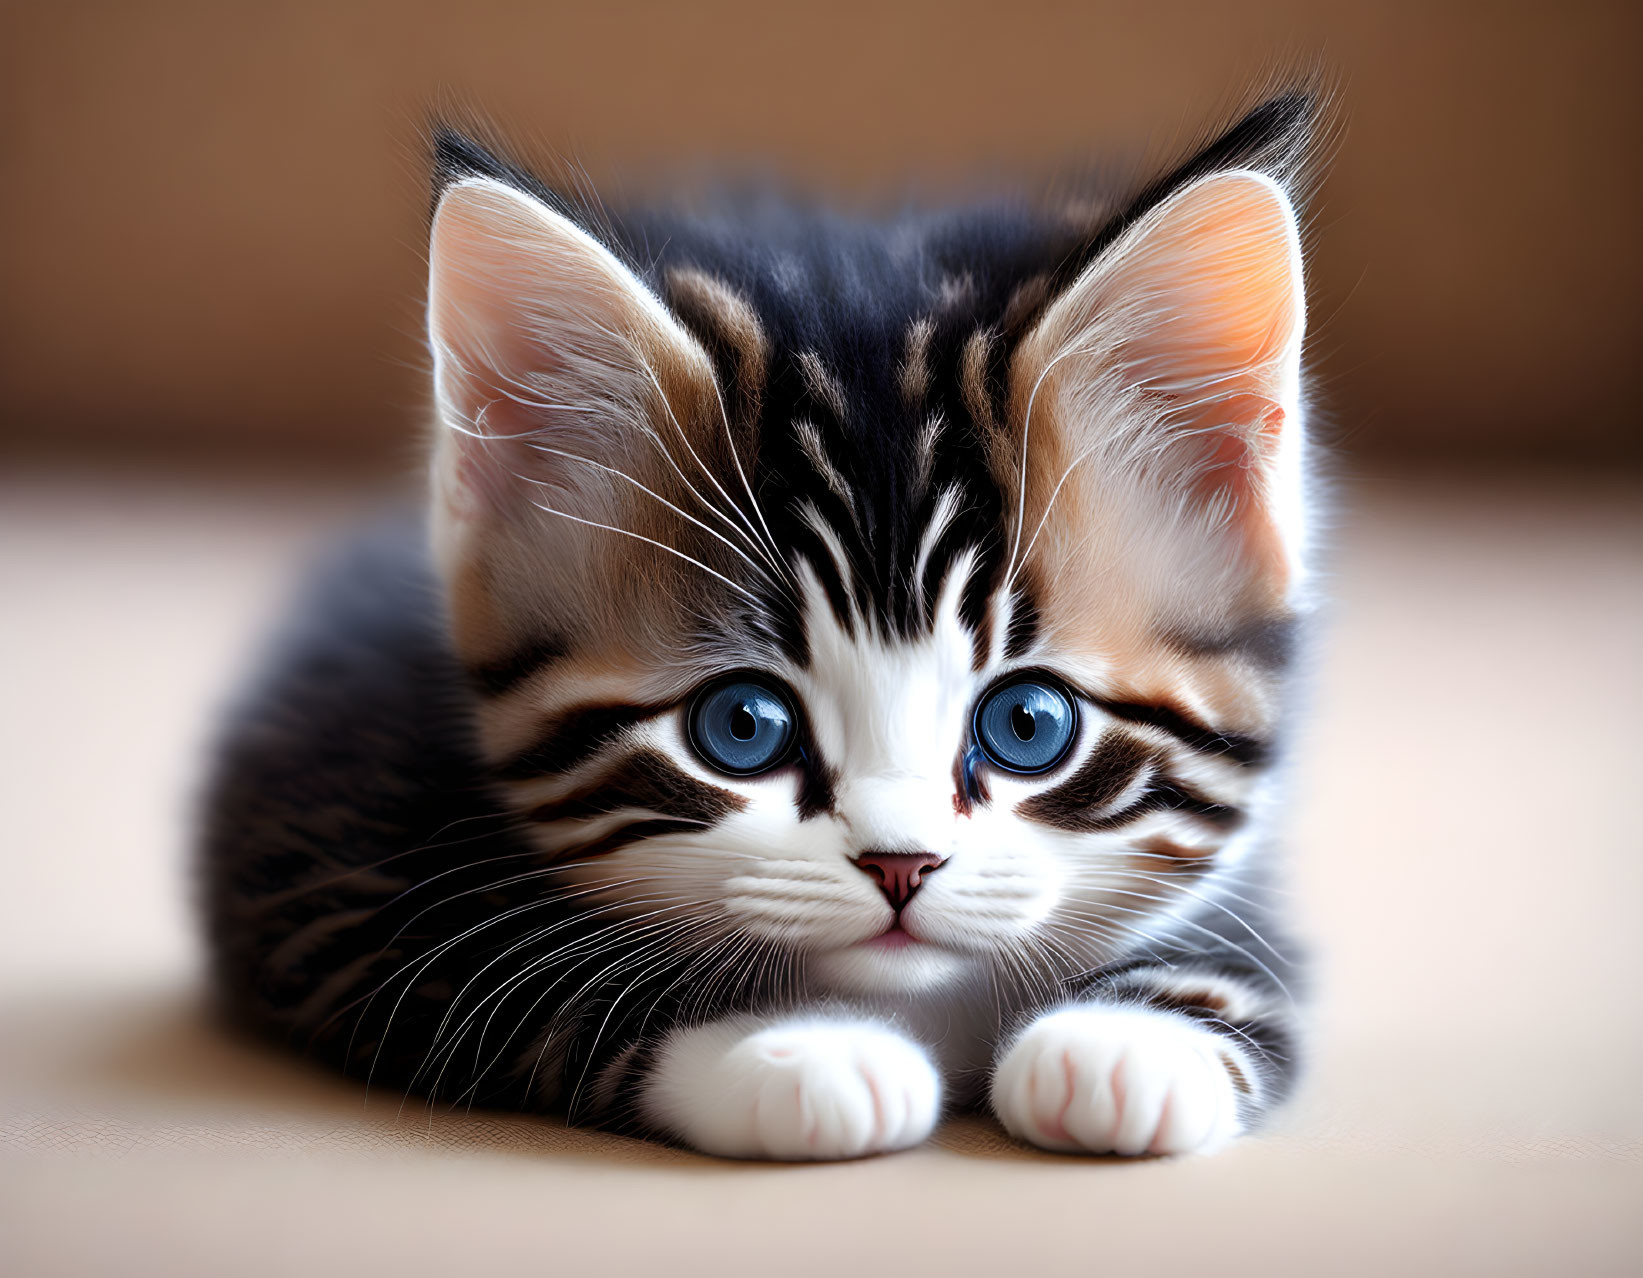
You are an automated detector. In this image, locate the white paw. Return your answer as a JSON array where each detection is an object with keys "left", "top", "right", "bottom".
[
  {"left": 991, "top": 1006, "right": 1244, "bottom": 1156},
  {"left": 644, "top": 1018, "right": 941, "bottom": 1160}
]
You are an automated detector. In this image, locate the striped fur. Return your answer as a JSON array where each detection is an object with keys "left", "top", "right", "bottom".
[{"left": 200, "top": 93, "right": 1321, "bottom": 1160}]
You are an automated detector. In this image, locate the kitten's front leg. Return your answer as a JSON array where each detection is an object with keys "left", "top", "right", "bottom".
[
  {"left": 991, "top": 968, "right": 1295, "bottom": 1156},
  {"left": 635, "top": 1015, "right": 942, "bottom": 1160}
]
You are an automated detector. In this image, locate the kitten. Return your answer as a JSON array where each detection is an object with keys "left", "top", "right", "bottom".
[{"left": 201, "top": 94, "right": 1317, "bottom": 1160}]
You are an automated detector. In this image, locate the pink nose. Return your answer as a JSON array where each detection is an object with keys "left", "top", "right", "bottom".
[{"left": 852, "top": 850, "right": 946, "bottom": 910}]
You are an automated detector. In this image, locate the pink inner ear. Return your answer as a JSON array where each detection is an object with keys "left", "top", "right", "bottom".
[
  {"left": 1186, "top": 400, "right": 1292, "bottom": 591},
  {"left": 1113, "top": 173, "right": 1303, "bottom": 426},
  {"left": 1106, "top": 173, "right": 1305, "bottom": 587},
  {"left": 426, "top": 178, "right": 713, "bottom": 525},
  {"left": 439, "top": 433, "right": 513, "bottom": 526},
  {"left": 1021, "top": 169, "right": 1308, "bottom": 593}
]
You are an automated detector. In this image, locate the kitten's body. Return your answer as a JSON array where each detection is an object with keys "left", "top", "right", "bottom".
[{"left": 203, "top": 97, "right": 1316, "bottom": 1159}]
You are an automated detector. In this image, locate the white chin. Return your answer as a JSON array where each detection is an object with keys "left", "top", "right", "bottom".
[{"left": 810, "top": 940, "right": 970, "bottom": 993}]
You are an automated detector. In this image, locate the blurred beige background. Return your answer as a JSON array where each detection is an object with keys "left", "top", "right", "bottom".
[
  {"left": 2, "top": 0, "right": 1640, "bottom": 472},
  {"left": 2, "top": 4, "right": 1640, "bottom": 1276}
]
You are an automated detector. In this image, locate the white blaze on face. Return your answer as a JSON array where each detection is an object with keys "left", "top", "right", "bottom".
[
  {"left": 778, "top": 559, "right": 1048, "bottom": 994},
  {"left": 792, "top": 562, "right": 975, "bottom": 858}
]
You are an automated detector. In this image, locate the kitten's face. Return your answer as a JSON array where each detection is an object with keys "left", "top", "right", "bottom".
[{"left": 427, "top": 163, "right": 1306, "bottom": 997}]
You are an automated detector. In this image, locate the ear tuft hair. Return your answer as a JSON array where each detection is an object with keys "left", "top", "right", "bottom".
[
  {"left": 1137, "top": 91, "right": 1316, "bottom": 203},
  {"left": 1060, "top": 90, "right": 1320, "bottom": 281},
  {"left": 428, "top": 125, "right": 573, "bottom": 222}
]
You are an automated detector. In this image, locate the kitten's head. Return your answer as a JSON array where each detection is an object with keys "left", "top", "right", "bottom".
[{"left": 425, "top": 98, "right": 1314, "bottom": 997}]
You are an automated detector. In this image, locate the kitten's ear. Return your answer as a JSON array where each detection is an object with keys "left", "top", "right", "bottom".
[
  {"left": 427, "top": 177, "right": 715, "bottom": 522},
  {"left": 1023, "top": 170, "right": 1307, "bottom": 585}
]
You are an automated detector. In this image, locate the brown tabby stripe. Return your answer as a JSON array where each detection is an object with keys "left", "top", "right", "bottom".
[
  {"left": 796, "top": 350, "right": 848, "bottom": 422},
  {"left": 549, "top": 817, "right": 709, "bottom": 864},
  {"left": 1091, "top": 696, "right": 1269, "bottom": 767},
  {"left": 912, "top": 415, "right": 942, "bottom": 495},
  {"left": 1219, "top": 1054, "right": 1256, "bottom": 1096},
  {"left": 795, "top": 420, "right": 856, "bottom": 510},
  {"left": 1144, "top": 984, "right": 1233, "bottom": 1018},
  {"left": 959, "top": 328, "right": 998, "bottom": 436},
  {"left": 527, "top": 748, "right": 744, "bottom": 826},
  {"left": 1000, "top": 273, "right": 1052, "bottom": 336},
  {"left": 900, "top": 318, "right": 934, "bottom": 406},
  {"left": 664, "top": 267, "right": 770, "bottom": 406},
  {"left": 466, "top": 635, "right": 570, "bottom": 697},
  {"left": 1101, "top": 970, "right": 1269, "bottom": 1095},
  {"left": 496, "top": 702, "right": 668, "bottom": 781},
  {"left": 1017, "top": 730, "right": 1159, "bottom": 829},
  {"left": 1133, "top": 834, "right": 1217, "bottom": 861}
]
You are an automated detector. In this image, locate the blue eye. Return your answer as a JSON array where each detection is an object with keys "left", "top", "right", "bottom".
[
  {"left": 688, "top": 678, "right": 797, "bottom": 776},
  {"left": 974, "top": 678, "right": 1077, "bottom": 773}
]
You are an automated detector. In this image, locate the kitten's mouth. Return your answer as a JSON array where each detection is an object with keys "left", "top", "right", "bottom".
[
  {"left": 863, "top": 922, "right": 922, "bottom": 951},
  {"left": 813, "top": 920, "right": 966, "bottom": 991}
]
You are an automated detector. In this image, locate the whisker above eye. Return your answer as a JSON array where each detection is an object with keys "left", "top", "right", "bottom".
[{"left": 524, "top": 497, "right": 763, "bottom": 603}]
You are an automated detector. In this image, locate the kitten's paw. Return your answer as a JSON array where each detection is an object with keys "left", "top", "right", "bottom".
[
  {"left": 991, "top": 1006, "right": 1244, "bottom": 1156},
  {"left": 645, "top": 1019, "right": 941, "bottom": 1161}
]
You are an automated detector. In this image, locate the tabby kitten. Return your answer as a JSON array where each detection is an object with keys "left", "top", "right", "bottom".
[{"left": 202, "top": 95, "right": 1317, "bottom": 1160}]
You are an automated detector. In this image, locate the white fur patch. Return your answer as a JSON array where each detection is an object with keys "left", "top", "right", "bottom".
[
  {"left": 991, "top": 1005, "right": 1247, "bottom": 1155},
  {"left": 643, "top": 1015, "right": 941, "bottom": 1160}
]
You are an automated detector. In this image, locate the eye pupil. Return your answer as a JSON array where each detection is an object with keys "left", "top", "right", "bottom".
[
  {"left": 974, "top": 678, "right": 1076, "bottom": 774},
  {"left": 729, "top": 705, "right": 757, "bottom": 741}
]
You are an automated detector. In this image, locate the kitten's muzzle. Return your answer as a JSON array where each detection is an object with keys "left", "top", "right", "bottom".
[{"left": 851, "top": 850, "right": 946, "bottom": 911}]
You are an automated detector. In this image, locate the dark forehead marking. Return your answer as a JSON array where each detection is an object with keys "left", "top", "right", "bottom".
[
  {"left": 602, "top": 198, "right": 1098, "bottom": 652},
  {"left": 604, "top": 129, "right": 1309, "bottom": 657},
  {"left": 433, "top": 96, "right": 1320, "bottom": 674},
  {"left": 1003, "top": 579, "right": 1042, "bottom": 660},
  {"left": 968, "top": 589, "right": 996, "bottom": 673}
]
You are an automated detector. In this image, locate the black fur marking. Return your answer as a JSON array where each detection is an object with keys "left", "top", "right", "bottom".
[
  {"left": 1091, "top": 697, "right": 1269, "bottom": 767},
  {"left": 1036, "top": 775, "right": 1242, "bottom": 835},
  {"left": 1135, "top": 778, "right": 1244, "bottom": 831},
  {"left": 432, "top": 126, "right": 591, "bottom": 237},
  {"left": 553, "top": 817, "right": 710, "bottom": 863},
  {"left": 1016, "top": 731, "right": 1158, "bottom": 830},
  {"left": 789, "top": 517, "right": 861, "bottom": 639},
  {"left": 1043, "top": 91, "right": 1315, "bottom": 298},
  {"left": 1166, "top": 615, "right": 1299, "bottom": 672},
  {"left": 467, "top": 635, "right": 570, "bottom": 697},
  {"left": 497, "top": 702, "right": 667, "bottom": 781},
  {"left": 795, "top": 747, "right": 838, "bottom": 821},
  {"left": 1002, "top": 585, "right": 1041, "bottom": 660},
  {"left": 527, "top": 748, "right": 744, "bottom": 827}
]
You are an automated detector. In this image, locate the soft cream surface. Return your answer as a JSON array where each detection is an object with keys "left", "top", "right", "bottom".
[{"left": 2, "top": 470, "right": 1639, "bottom": 1276}]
